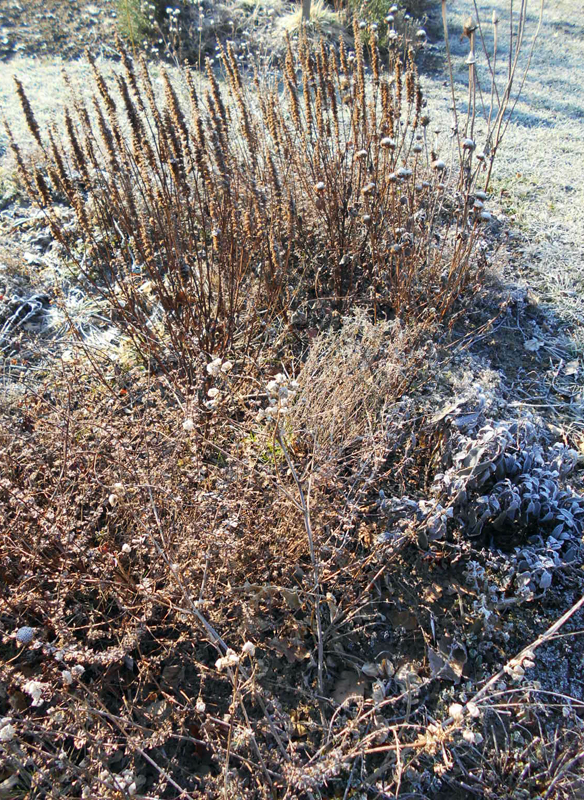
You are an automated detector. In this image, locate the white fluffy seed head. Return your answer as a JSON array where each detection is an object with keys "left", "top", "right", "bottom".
[
  {"left": 206, "top": 358, "right": 222, "bottom": 377},
  {"left": 242, "top": 641, "right": 256, "bottom": 658},
  {"left": 182, "top": 418, "right": 195, "bottom": 431},
  {"left": 23, "top": 680, "right": 45, "bottom": 706},
  {"left": 432, "top": 159, "right": 446, "bottom": 171}
]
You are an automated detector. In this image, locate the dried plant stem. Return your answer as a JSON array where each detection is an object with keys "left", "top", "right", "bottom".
[
  {"left": 453, "top": 592, "right": 584, "bottom": 726},
  {"left": 483, "top": 0, "right": 543, "bottom": 190},
  {"left": 277, "top": 426, "right": 325, "bottom": 703},
  {"left": 147, "top": 474, "right": 292, "bottom": 766},
  {"left": 441, "top": 0, "right": 461, "bottom": 162},
  {"left": 145, "top": 483, "right": 229, "bottom": 654},
  {"left": 467, "top": 30, "right": 477, "bottom": 141},
  {"left": 223, "top": 662, "right": 240, "bottom": 798}
]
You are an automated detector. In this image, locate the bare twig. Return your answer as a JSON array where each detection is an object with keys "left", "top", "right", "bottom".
[{"left": 449, "top": 592, "right": 584, "bottom": 726}]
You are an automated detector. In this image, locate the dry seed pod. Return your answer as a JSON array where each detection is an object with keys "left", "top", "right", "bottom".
[
  {"left": 380, "top": 136, "right": 397, "bottom": 149},
  {"left": 462, "top": 138, "right": 476, "bottom": 150},
  {"left": 461, "top": 16, "right": 477, "bottom": 41}
]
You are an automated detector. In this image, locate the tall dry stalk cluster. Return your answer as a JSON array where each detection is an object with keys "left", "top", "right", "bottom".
[{"left": 8, "top": 25, "right": 489, "bottom": 383}]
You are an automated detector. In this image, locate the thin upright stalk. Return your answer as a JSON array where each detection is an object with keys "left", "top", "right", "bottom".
[
  {"left": 441, "top": 0, "right": 462, "bottom": 162},
  {"left": 277, "top": 427, "right": 325, "bottom": 703}
]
